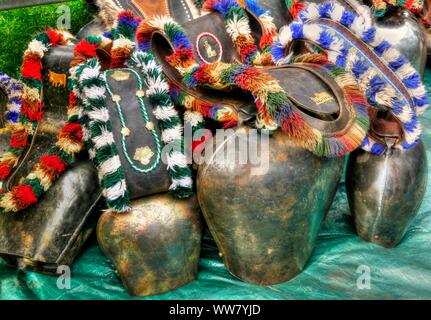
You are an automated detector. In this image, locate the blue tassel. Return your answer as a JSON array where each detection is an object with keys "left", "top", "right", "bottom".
[
  {"left": 361, "top": 27, "right": 376, "bottom": 44},
  {"left": 370, "top": 142, "right": 386, "bottom": 155},
  {"left": 5, "top": 111, "right": 19, "bottom": 123},
  {"left": 388, "top": 56, "right": 408, "bottom": 71},
  {"left": 340, "top": 10, "right": 355, "bottom": 28},
  {"left": 318, "top": 30, "right": 335, "bottom": 49},
  {"left": 318, "top": 2, "right": 334, "bottom": 18},
  {"left": 402, "top": 73, "right": 421, "bottom": 89},
  {"left": 401, "top": 138, "right": 420, "bottom": 150},
  {"left": 172, "top": 32, "right": 191, "bottom": 49},
  {"left": 374, "top": 40, "right": 391, "bottom": 56},
  {"left": 291, "top": 23, "right": 304, "bottom": 39},
  {"left": 351, "top": 59, "right": 368, "bottom": 78},
  {"left": 244, "top": 0, "right": 268, "bottom": 16},
  {"left": 413, "top": 95, "right": 430, "bottom": 108},
  {"left": 270, "top": 42, "right": 286, "bottom": 62}
]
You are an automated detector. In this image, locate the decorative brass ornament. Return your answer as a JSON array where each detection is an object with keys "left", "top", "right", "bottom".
[
  {"left": 136, "top": 90, "right": 145, "bottom": 97},
  {"left": 111, "top": 70, "right": 131, "bottom": 81},
  {"left": 145, "top": 121, "right": 155, "bottom": 131},
  {"left": 204, "top": 40, "right": 217, "bottom": 58},
  {"left": 134, "top": 146, "right": 154, "bottom": 166},
  {"left": 310, "top": 92, "right": 334, "bottom": 105},
  {"left": 121, "top": 127, "right": 130, "bottom": 137},
  {"left": 112, "top": 94, "right": 121, "bottom": 102},
  {"left": 48, "top": 71, "right": 67, "bottom": 88}
]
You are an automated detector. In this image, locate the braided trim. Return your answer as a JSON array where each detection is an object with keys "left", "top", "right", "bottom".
[
  {"left": 272, "top": 1, "right": 428, "bottom": 154},
  {"left": 0, "top": 73, "right": 23, "bottom": 126},
  {"left": 0, "top": 30, "right": 72, "bottom": 181}
]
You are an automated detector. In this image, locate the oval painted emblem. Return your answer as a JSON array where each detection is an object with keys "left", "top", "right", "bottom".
[{"left": 195, "top": 32, "right": 223, "bottom": 64}]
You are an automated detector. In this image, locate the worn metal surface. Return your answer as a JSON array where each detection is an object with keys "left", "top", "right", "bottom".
[
  {"left": 0, "top": 42, "right": 102, "bottom": 274},
  {"left": 76, "top": 18, "right": 106, "bottom": 40},
  {"left": 97, "top": 193, "right": 203, "bottom": 296},
  {"left": 197, "top": 126, "right": 344, "bottom": 285},
  {"left": 375, "top": 9, "right": 427, "bottom": 75},
  {"left": 346, "top": 141, "right": 428, "bottom": 248},
  {"left": 0, "top": 161, "right": 101, "bottom": 274}
]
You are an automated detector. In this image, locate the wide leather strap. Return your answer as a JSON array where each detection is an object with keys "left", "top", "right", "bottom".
[{"left": 103, "top": 67, "right": 171, "bottom": 199}]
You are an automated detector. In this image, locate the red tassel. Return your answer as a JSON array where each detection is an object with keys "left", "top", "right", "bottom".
[
  {"left": 69, "top": 93, "right": 77, "bottom": 108},
  {"left": 21, "top": 100, "right": 44, "bottom": 122},
  {"left": 74, "top": 40, "right": 98, "bottom": 58},
  {"left": 40, "top": 154, "right": 67, "bottom": 176},
  {"left": 45, "top": 29, "right": 64, "bottom": 46},
  {"left": 0, "top": 165, "right": 12, "bottom": 180},
  {"left": 259, "top": 32, "right": 275, "bottom": 50},
  {"left": 194, "top": 65, "right": 214, "bottom": 85},
  {"left": 12, "top": 184, "right": 38, "bottom": 209},
  {"left": 10, "top": 130, "right": 28, "bottom": 149},
  {"left": 289, "top": 0, "right": 307, "bottom": 20},
  {"left": 166, "top": 48, "right": 195, "bottom": 69},
  {"left": 59, "top": 122, "right": 83, "bottom": 142},
  {"left": 21, "top": 56, "right": 42, "bottom": 80}
]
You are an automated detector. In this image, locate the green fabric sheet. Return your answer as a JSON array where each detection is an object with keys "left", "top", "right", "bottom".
[{"left": 0, "top": 73, "right": 431, "bottom": 300}]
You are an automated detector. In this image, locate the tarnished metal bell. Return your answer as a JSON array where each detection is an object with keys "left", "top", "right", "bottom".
[
  {"left": 374, "top": 8, "right": 427, "bottom": 75},
  {"left": 346, "top": 142, "right": 427, "bottom": 248},
  {"left": 197, "top": 126, "right": 344, "bottom": 285},
  {"left": 97, "top": 193, "right": 203, "bottom": 296}
]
